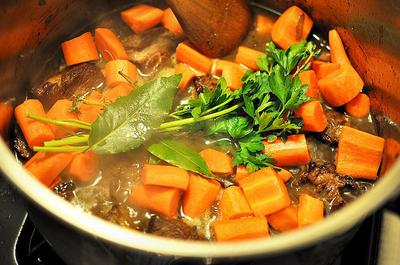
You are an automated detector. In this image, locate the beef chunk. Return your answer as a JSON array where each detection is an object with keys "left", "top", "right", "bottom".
[
  {"left": 11, "top": 123, "right": 34, "bottom": 161},
  {"left": 193, "top": 75, "right": 218, "bottom": 93},
  {"left": 318, "top": 108, "right": 348, "bottom": 145},
  {"left": 53, "top": 180, "right": 76, "bottom": 201},
  {"left": 147, "top": 215, "right": 203, "bottom": 240},
  {"left": 31, "top": 63, "right": 103, "bottom": 107},
  {"left": 299, "top": 162, "right": 353, "bottom": 209},
  {"left": 100, "top": 205, "right": 153, "bottom": 231}
]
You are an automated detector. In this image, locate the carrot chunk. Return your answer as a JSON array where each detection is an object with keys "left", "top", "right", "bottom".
[
  {"left": 312, "top": 60, "right": 340, "bottom": 80},
  {"left": 222, "top": 64, "right": 246, "bottom": 91},
  {"left": 213, "top": 59, "right": 239, "bottom": 75},
  {"left": 212, "top": 216, "right": 269, "bottom": 241},
  {"left": 24, "top": 151, "right": 73, "bottom": 187},
  {"left": 141, "top": 164, "right": 189, "bottom": 190},
  {"left": 0, "top": 101, "right": 13, "bottom": 138},
  {"left": 95, "top": 28, "right": 128, "bottom": 61},
  {"left": 199, "top": 148, "right": 234, "bottom": 175},
  {"left": 329, "top": 29, "right": 351, "bottom": 65},
  {"left": 235, "top": 165, "right": 249, "bottom": 184},
  {"left": 105, "top": 59, "right": 137, "bottom": 88},
  {"left": 271, "top": 6, "right": 313, "bottom": 49},
  {"left": 298, "top": 70, "right": 319, "bottom": 99},
  {"left": 162, "top": 8, "right": 184, "bottom": 37},
  {"left": 67, "top": 151, "right": 99, "bottom": 183},
  {"left": 103, "top": 83, "right": 133, "bottom": 103},
  {"left": 298, "top": 194, "right": 324, "bottom": 227},
  {"left": 130, "top": 183, "right": 181, "bottom": 218},
  {"left": 344, "top": 93, "right": 370, "bottom": 118},
  {"left": 294, "top": 100, "right": 328, "bottom": 132},
  {"left": 267, "top": 205, "right": 298, "bottom": 231},
  {"left": 15, "top": 99, "right": 55, "bottom": 149},
  {"left": 61, "top": 32, "right": 99, "bottom": 66},
  {"left": 121, "top": 4, "right": 164, "bottom": 33},
  {"left": 336, "top": 126, "right": 384, "bottom": 180},
  {"left": 176, "top": 42, "right": 212, "bottom": 73},
  {"left": 263, "top": 134, "right": 311, "bottom": 166},
  {"left": 175, "top": 63, "right": 196, "bottom": 91},
  {"left": 235, "top": 46, "right": 263, "bottom": 70},
  {"left": 255, "top": 15, "right": 275, "bottom": 36},
  {"left": 277, "top": 168, "right": 293, "bottom": 183},
  {"left": 46, "top": 99, "right": 78, "bottom": 138},
  {"left": 240, "top": 167, "right": 290, "bottom": 216},
  {"left": 77, "top": 90, "right": 104, "bottom": 123},
  {"left": 182, "top": 173, "right": 221, "bottom": 217},
  {"left": 219, "top": 186, "right": 253, "bottom": 220}
]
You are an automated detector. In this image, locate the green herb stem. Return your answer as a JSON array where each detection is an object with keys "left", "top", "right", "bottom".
[
  {"left": 201, "top": 98, "right": 234, "bottom": 115},
  {"left": 160, "top": 103, "right": 242, "bottom": 129},
  {"left": 59, "top": 119, "right": 91, "bottom": 127},
  {"left": 28, "top": 115, "right": 91, "bottom": 130},
  {"left": 83, "top": 99, "right": 104, "bottom": 107},
  {"left": 33, "top": 146, "right": 89, "bottom": 152},
  {"left": 44, "top": 135, "right": 89, "bottom": 147}
]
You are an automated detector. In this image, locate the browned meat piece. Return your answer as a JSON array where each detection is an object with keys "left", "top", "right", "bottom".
[
  {"left": 299, "top": 162, "right": 354, "bottom": 209},
  {"left": 193, "top": 75, "right": 218, "bottom": 93},
  {"left": 53, "top": 180, "right": 76, "bottom": 201},
  {"left": 318, "top": 108, "right": 348, "bottom": 145},
  {"left": 30, "top": 63, "right": 103, "bottom": 108},
  {"left": 11, "top": 123, "right": 34, "bottom": 161},
  {"left": 147, "top": 215, "right": 204, "bottom": 240}
]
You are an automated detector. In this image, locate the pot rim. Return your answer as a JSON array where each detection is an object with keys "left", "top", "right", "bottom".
[{"left": 1, "top": 139, "right": 400, "bottom": 257}]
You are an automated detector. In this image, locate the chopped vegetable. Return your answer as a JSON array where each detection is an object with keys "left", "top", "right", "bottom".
[
  {"left": 312, "top": 60, "right": 340, "bottom": 80},
  {"left": 121, "top": 4, "right": 164, "bottom": 33},
  {"left": 298, "top": 194, "right": 324, "bottom": 227},
  {"left": 212, "top": 216, "right": 269, "bottom": 241},
  {"left": 267, "top": 204, "right": 298, "bottom": 231},
  {"left": 67, "top": 151, "right": 99, "bottom": 183},
  {"left": 182, "top": 173, "right": 221, "bottom": 217},
  {"left": 336, "top": 126, "right": 384, "bottom": 180},
  {"left": 235, "top": 46, "right": 263, "bottom": 70},
  {"left": 105, "top": 59, "right": 137, "bottom": 88},
  {"left": 46, "top": 99, "right": 78, "bottom": 138},
  {"left": 240, "top": 167, "right": 290, "bottom": 216},
  {"left": 61, "top": 32, "right": 99, "bottom": 66},
  {"left": 271, "top": 6, "right": 313, "bottom": 49},
  {"left": 255, "top": 15, "right": 274, "bottom": 36},
  {"left": 344, "top": 93, "right": 370, "bottom": 118},
  {"left": 176, "top": 42, "right": 212, "bottom": 73},
  {"left": 219, "top": 186, "right": 253, "bottom": 219},
  {"left": 175, "top": 63, "right": 196, "bottom": 91},
  {"left": 103, "top": 83, "right": 133, "bottom": 103},
  {"left": 77, "top": 91, "right": 104, "bottom": 123},
  {"left": 329, "top": 29, "right": 351, "bottom": 65},
  {"left": 298, "top": 70, "right": 319, "bottom": 99},
  {"left": 263, "top": 134, "right": 311, "bottom": 166},
  {"left": 95, "top": 28, "right": 128, "bottom": 61},
  {"left": 213, "top": 59, "right": 240, "bottom": 75},
  {"left": 130, "top": 183, "right": 181, "bottom": 218},
  {"left": 276, "top": 168, "right": 293, "bottom": 183},
  {"left": 294, "top": 100, "right": 328, "bottom": 132},
  {"left": 235, "top": 165, "right": 249, "bottom": 184},
  {"left": 162, "top": 8, "right": 184, "bottom": 37},
  {"left": 141, "top": 164, "right": 189, "bottom": 190},
  {"left": 199, "top": 148, "right": 234, "bottom": 175},
  {"left": 222, "top": 64, "right": 246, "bottom": 90}
]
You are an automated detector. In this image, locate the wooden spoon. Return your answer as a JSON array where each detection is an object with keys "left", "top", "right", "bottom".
[{"left": 166, "top": 0, "right": 252, "bottom": 58}]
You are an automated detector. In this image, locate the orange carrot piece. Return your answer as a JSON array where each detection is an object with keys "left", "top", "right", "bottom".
[
  {"left": 336, "top": 126, "right": 384, "bottom": 180},
  {"left": 298, "top": 70, "right": 319, "bottom": 99},
  {"left": 129, "top": 183, "right": 181, "bottom": 218},
  {"left": 46, "top": 99, "right": 78, "bottom": 138},
  {"left": 67, "top": 151, "right": 99, "bottom": 183},
  {"left": 240, "top": 167, "right": 291, "bottom": 216},
  {"left": 24, "top": 151, "right": 73, "bottom": 187},
  {"left": 176, "top": 42, "right": 212, "bottom": 73},
  {"left": 103, "top": 83, "right": 133, "bottom": 103},
  {"left": 263, "top": 134, "right": 311, "bottom": 167},
  {"left": 267, "top": 205, "right": 298, "bottom": 231},
  {"left": 199, "top": 148, "right": 234, "bottom": 175},
  {"left": 255, "top": 15, "right": 275, "bottom": 36},
  {"left": 121, "top": 4, "right": 164, "bottom": 33},
  {"left": 222, "top": 64, "right": 246, "bottom": 91},
  {"left": 175, "top": 63, "right": 196, "bottom": 91},
  {"left": 329, "top": 29, "right": 351, "bottom": 65},
  {"left": 212, "top": 216, "right": 269, "bottom": 241},
  {"left": 61, "top": 32, "right": 99, "bottom": 66},
  {"left": 77, "top": 90, "right": 104, "bottom": 123},
  {"left": 182, "top": 173, "right": 221, "bottom": 217},
  {"left": 235, "top": 46, "right": 263, "bottom": 70},
  {"left": 162, "top": 8, "right": 184, "bottom": 37},
  {"left": 235, "top": 165, "right": 249, "bottom": 184},
  {"left": 105, "top": 59, "right": 137, "bottom": 88},
  {"left": 344, "top": 93, "right": 370, "bottom": 118},
  {"left": 15, "top": 99, "right": 55, "bottom": 149},
  {"left": 271, "top": 6, "right": 313, "bottom": 49},
  {"left": 141, "top": 164, "right": 189, "bottom": 190},
  {"left": 219, "top": 186, "right": 253, "bottom": 220},
  {"left": 298, "top": 194, "right": 324, "bottom": 227},
  {"left": 277, "top": 168, "right": 293, "bottom": 183},
  {"left": 0, "top": 101, "right": 13, "bottom": 138},
  {"left": 312, "top": 61, "right": 340, "bottom": 80},
  {"left": 213, "top": 59, "right": 239, "bottom": 75},
  {"left": 95, "top": 28, "right": 128, "bottom": 61},
  {"left": 294, "top": 100, "right": 328, "bottom": 132}
]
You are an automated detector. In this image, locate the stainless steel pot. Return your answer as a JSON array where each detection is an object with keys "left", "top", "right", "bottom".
[{"left": 0, "top": 0, "right": 400, "bottom": 264}]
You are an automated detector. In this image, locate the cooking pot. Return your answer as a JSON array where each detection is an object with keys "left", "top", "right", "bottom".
[{"left": 0, "top": 0, "right": 400, "bottom": 264}]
